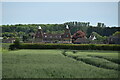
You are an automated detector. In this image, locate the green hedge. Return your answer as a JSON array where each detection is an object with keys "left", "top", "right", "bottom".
[
  {"left": 9, "top": 43, "right": 120, "bottom": 51},
  {"left": 2, "top": 43, "right": 12, "bottom": 50}
]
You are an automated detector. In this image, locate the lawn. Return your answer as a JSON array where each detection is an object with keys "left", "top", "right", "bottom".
[{"left": 2, "top": 49, "right": 120, "bottom": 78}]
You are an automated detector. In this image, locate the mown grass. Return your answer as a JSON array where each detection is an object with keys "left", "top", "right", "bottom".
[{"left": 2, "top": 49, "right": 119, "bottom": 78}]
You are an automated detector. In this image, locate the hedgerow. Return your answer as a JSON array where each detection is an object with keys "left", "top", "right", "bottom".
[{"left": 9, "top": 43, "right": 120, "bottom": 51}]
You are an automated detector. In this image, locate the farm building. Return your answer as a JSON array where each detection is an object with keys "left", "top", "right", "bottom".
[
  {"left": 33, "top": 25, "right": 72, "bottom": 43},
  {"left": 107, "top": 33, "right": 120, "bottom": 44},
  {"left": 61, "top": 25, "right": 72, "bottom": 43},
  {"left": 72, "top": 30, "right": 89, "bottom": 44},
  {"left": 2, "top": 38, "right": 16, "bottom": 43},
  {"left": 33, "top": 25, "right": 86, "bottom": 44}
]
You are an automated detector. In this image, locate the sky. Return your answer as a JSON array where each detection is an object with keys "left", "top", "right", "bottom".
[{"left": 1, "top": 2, "right": 118, "bottom": 27}]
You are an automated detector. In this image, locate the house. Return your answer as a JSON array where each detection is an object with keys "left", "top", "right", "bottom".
[
  {"left": 73, "top": 38, "right": 89, "bottom": 44},
  {"left": 61, "top": 25, "right": 72, "bottom": 43},
  {"left": 107, "top": 34, "right": 120, "bottom": 44},
  {"left": 2, "top": 38, "right": 16, "bottom": 43},
  {"left": 89, "top": 34, "right": 96, "bottom": 40},
  {"left": 33, "top": 25, "right": 95, "bottom": 44},
  {"left": 43, "top": 33, "right": 62, "bottom": 43},
  {"left": 72, "top": 30, "right": 88, "bottom": 44},
  {"left": 33, "top": 26, "right": 43, "bottom": 43},
  {"left": 33, "top": 25, "right": 72, "bottom": 43}
]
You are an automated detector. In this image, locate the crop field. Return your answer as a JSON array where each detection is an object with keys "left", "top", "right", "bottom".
[{"left": 2, "top": 49, "right": 120, "bottom": 78}]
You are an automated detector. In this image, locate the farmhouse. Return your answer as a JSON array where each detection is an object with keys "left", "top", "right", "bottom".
[
  {"left": 33, "top": 25, "right": 86, "bottom": 43},
  {"left": 89, "top": 33, "right": 96, "bottom": 40},
  {"left": 107, "top": 34, "right": 120, "bottom": 44},
  {"left": 72, "top": 30, "right": 89, "bottom": 44},
  {"left": 33, "top": 25, "right": 72, "bottom": 43},
  {"left": 2, "top": 38, "right": 16, "bottom": 43},
  {"left": 61, "top": 25, "right": 72, "bottom": 43}
]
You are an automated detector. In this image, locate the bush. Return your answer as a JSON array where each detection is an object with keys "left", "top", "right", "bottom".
[
  {"left": 2, "top": 43, "right": 12, "bottom": 50},
  {"left": 9, "top": 43, "right": 120, "bottom": 51},
  {"left": 9, "top": 38, "right": 20, "bottom": 50}
]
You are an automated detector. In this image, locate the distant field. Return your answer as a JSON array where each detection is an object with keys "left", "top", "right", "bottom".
[{"left": 2, "top": 49, "right": 120, "bottom": 78}]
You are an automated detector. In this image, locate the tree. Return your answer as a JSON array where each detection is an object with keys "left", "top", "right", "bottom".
[
  {"left": 112, "top": 31, "right": 120, "bottom": 36},
  {"left": 23, "top": 35, "right": 29, "bottom": 42},
  {"left": 13, "top": 38, "right": 20, "bottom": 49},
  {"left": 91, "top": 32, "right": 107, "bottom": 41},
  {"left": 14, "top": 38, "right": 20, "bottom": 45}
]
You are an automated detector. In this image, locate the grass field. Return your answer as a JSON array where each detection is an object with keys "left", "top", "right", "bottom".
[{"left": 2, "top": 49, "right": 120, "bottom": 78}]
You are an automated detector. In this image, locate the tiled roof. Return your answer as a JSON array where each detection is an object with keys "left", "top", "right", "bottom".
[
  {"left": 74, "top": 38, "right": 88, "bottom": 43},
  {"left": 72, "top": 30, "right": 86, "bottom": 39},
  {"left": 43, "top": 33, "right": 62, "bottom": 39}
]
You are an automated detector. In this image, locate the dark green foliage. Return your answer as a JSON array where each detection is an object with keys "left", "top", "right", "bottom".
[
  {"left": 2, "top": 32, "right": 17, "bottom": 38},
  {"left": 97, "top": 23, "right": 105, "bottom": 27},
  {"left": 62, "top": 50, "right": 67, "bottom": 56},
  {"left": 2, "top": 22, "right": 120, "bottom": 39},
  {"left": 112, "top": 31, "right": 120, "bottom": 36},
  {"left": 14, "top": 38, "right": 20, "bottom": 45},
  {"left": 72, "top": 50, "right": 78, "bottom": 54},
  {"left": 9, "top": 38, "right": 20, "bottom": 50},
  {"left": 9, "top": 44, "right": 16, "bottom": 50},
  {"left": 9, "top": 43, "right": 120, "bottom": 51},
  {"left": 2, "top": 43, "right": 12, "bottom": 50},
  {"left": 23, "top": 35, "right": 29, "bottom": 42},
  {"left": 87, "top": 27, "right": 120, "bottom": 37}
]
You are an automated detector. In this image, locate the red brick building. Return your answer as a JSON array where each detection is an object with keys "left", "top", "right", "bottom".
[
  {"left": 33, "top": 25, "right": 87, "bottom": 44},
  {"left": 33, "top": 25, "right": 71, "bottom": 43},
  {"left": 61, "top": 25, "right": 72, "bottom": 43},
  {"left": 72, "top": 30, "right": 88, "bottom": 44},
  {"left": 33, "top": 26, "right": 43, "bottom": 43}
]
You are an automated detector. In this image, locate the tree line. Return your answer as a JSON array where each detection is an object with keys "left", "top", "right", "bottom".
[{"left": 1, "top": 22, "right": 120, "bottom": 42}]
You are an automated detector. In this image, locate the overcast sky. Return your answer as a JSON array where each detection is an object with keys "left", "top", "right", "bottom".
[{"left": 2, "top": 2, "right": 118, "bottom": 26}]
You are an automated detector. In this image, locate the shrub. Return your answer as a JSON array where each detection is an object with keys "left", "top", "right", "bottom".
[
  {"left": 2, "top": 43, "right": 12, "bottom": 50},
  {"left": 9, "top": 38, "right": 20, "bottom": 50},
  {"left": 9, "top": 43, "right": 120, "bottom": 51}
]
